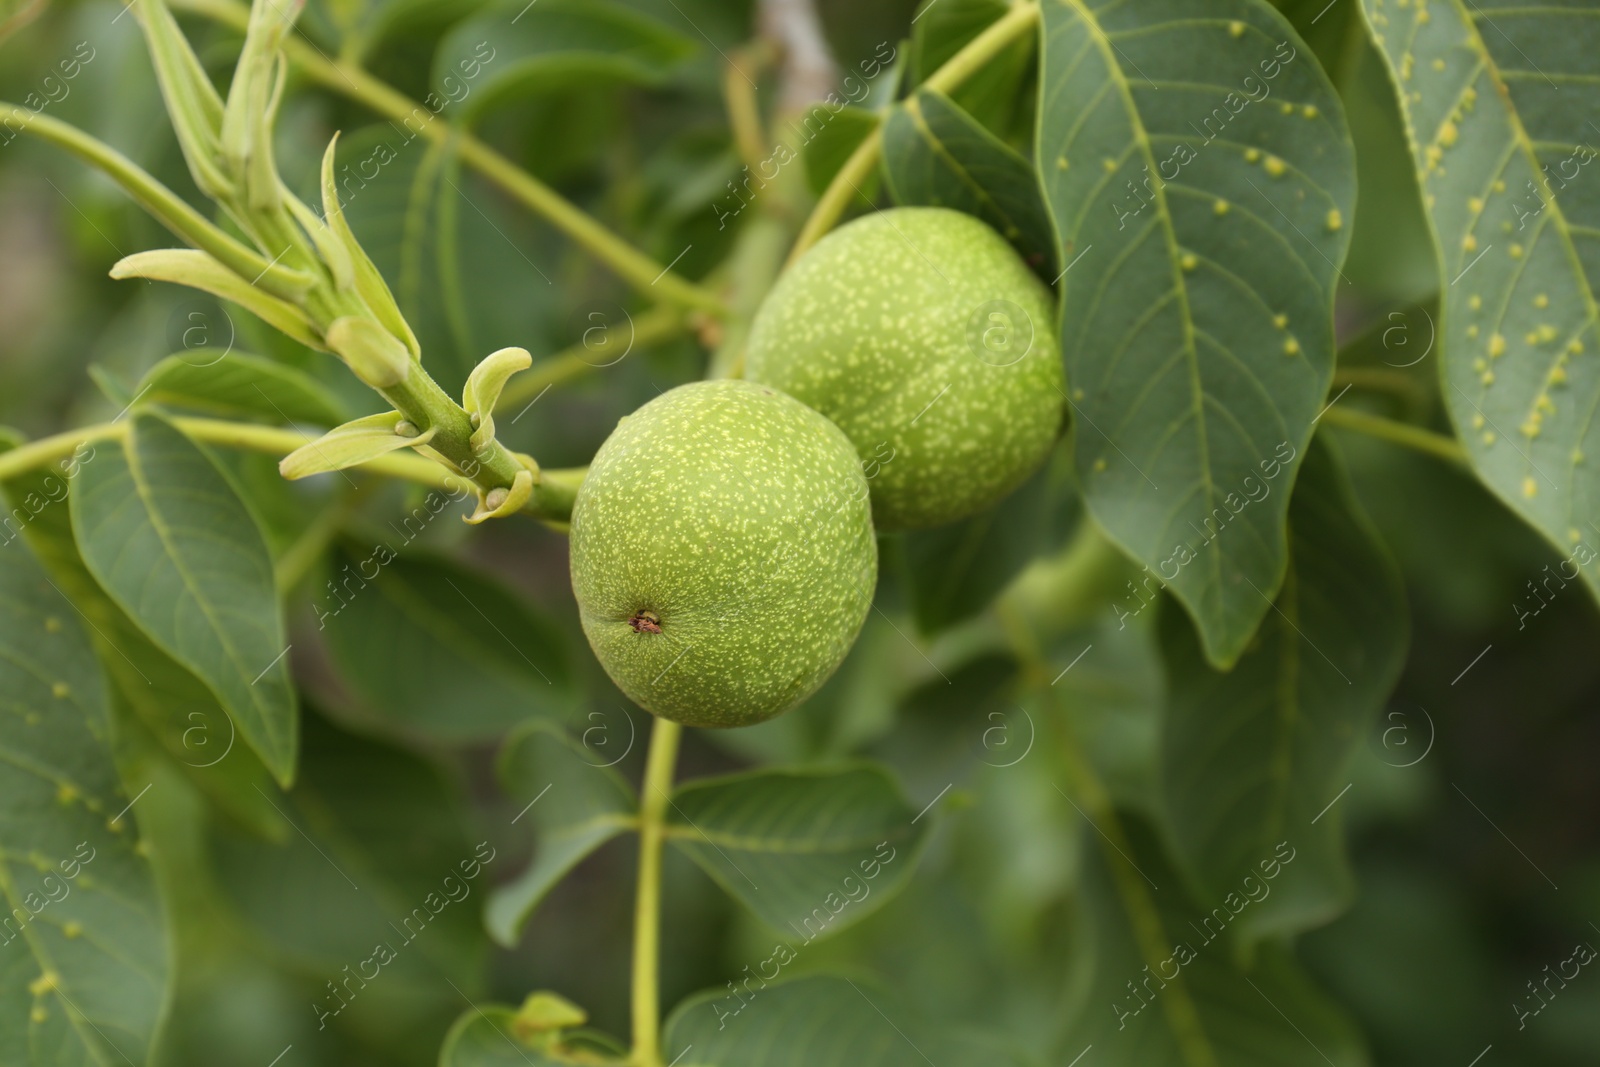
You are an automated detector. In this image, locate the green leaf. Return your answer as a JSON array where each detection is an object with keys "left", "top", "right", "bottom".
[
  {"left": 664, "top": 764, "right": 928, "bottom": 941},
  {"left": 70, "top": 413, "right": 298, "bottom": 785},
  {"left": 1036, "top": 0, "right": 1356, "bottom": 667},
  {"left": 0, "top": 537, "right": 170, "bottom": 1066},
  {"left": 1356, "top": 0, "right": 1600, "bottom": 593},
  {"left": 208, "top": 712, "right": 492, "bottom": 1031},
  {"left": 898, "top": 441, "right": 1077, "bottom": 635},
  {"left": 883, "top": 87, "right": 1055, "bottom": 271},
  {"left": 1061, "top": 813, "right": 1368, "bottom": 1066},
  {"left": 665, "top": 975, "right": 1031, "bottom": 1067},
  {"left": 109, "top": 250, "right": 322, "bottom": 351},
  {"left": 278, "top": 410, "right": 431, "bottom": 480},
  {"left": 320, "top": 548, "right": 579, "bottom": 743},
  {"left": 486, "top": 721, "right": 636, "bottom": 947},
  {"left": 433, "top": 0, "right": 697, "bottom": 123},
  {"left": 0, "top": 460, "right": 290, "bottom": 841},
  {"left": 136, "top": 351, "right": 349, "bottom": 426},
  {"left": 321, "top": 132, "right": 421, "bottom": 360},
  {"left": 1160, "top": 438, "right": 1407, "bottom": 947}
]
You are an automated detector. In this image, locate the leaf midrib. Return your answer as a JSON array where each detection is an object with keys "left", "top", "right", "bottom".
[
  {"left": 1449, "top": 0, "right": 1600, "bottom": 477},
  {"left": 1055, "top": 0, "right": 1223, "bottom": 607},
  {"left": 119, "top": 423, "right": 285, "bottom": 759},
  {"left": 0, "top": 818, "right": 126, "bottom": 1066}
]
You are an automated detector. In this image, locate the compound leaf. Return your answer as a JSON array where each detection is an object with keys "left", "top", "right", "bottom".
[
  {"left": 69, "top": 413, "right": 296, "bottom": 785},
  {"left": 664, "top": 765, "right": 927, "bottom": 941},
  {"left": 0, "top": 539, "right": 170, "bottom": 1066},
  {"left": 1357, "top": 0, "right": 1600, "bottom": 594},
  {"left": 1160, "top": 438, "right": 1407, "bottom": 947},
  {"left": 1036, "top": 0, "right": 1356, "bottom": 666}
]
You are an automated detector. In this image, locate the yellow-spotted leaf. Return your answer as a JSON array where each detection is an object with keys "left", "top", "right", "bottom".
[
  {"left": 1358, "top": 0, "right": 1600, "bottom": 589},
  {"left": 0, "top": 541, "right": 170, "bottom": 1065},
  {"left": 70, "top": 413, "right": 297, "bottom": 784},
  {"left": 1036, "top": 0, "right": 1356, "bottom": 666}
]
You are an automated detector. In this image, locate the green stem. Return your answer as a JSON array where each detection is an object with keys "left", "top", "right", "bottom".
[
  {"left": 1319, "top": 405, "right": 1467, "bottom": 465},
  {"left": 0, "top": 417, "right": 585, "bottom": 522},
  {"left": 784, "top": 0, "right": 1042, "bottom": 268},
  {"left": 0, "top": 105, "right": 314, "bottom": 301},
  {"left": 631, "top": 716, "right": 682, "bottom": 1067},
  {"left": 169, "top": 0, "right": 729, "bottom": 318}
]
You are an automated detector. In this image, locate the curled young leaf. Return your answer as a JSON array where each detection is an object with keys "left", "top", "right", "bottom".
[
  {"left": 321, "top": 132, "right": 421, "bottom": 359},
  {"left": 285, "top": 184, "right": 354, "bottom": 291},
  {"left": 110, "top": 248, "right": 321, "bottom": 350},
  {"left": 463, "top": 346, "right": 533, "bottom": 455},
  {"left": 278, "top": 410, "right": 435, "bottom": 480},
  {"left": 465, "top": 467, "right": 533, "bottom": 525},
  {"left": 133, "top": 0, "right": 232, "bottom": 200}
]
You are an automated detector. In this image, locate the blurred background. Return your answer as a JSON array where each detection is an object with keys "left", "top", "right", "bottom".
[{"left": 2, "top": 0, "right": 1598, "bottom": 1064}]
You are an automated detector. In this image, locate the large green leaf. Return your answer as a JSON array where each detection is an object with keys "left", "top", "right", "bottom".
[
  {"left": 0, "top": 463, "right": 288, "bottom": 840},
  {"left": 1036, "top": 0, "right": 1356, "bottom": 666},
  {"left": 486, "top": 721, "right": 637, "bottom": 947},
  {"left": 1160, "top": 438, "right": 1406, "bottom": 947},
  {"left": 1357, "top": 0, "right": 1600, "bottom": 593},
  {"left": 320, "top": 548, "right": 579, "bottom": 743},
  {"left": 664, "top": 765, "right": 928, "bottom": 941},
  {"left": 135, "top": 351, "right": 349, "bottom": 427},
  {"left": 665, "top": 975, "right": 1030, "bottom": 1067},
  {"left": 882, "top": 87, "right": 1056, "bottom": 271},
  {"left": 1060, "top": 813, "right": 1368, "bottom": 1066},
  {"left": 207, "top": 713, "right": 489, "bottom": 1009},
  {"left": 69, "top": 413, "right": 297, "bottom": 785},
  {"left": 0, "top": 539, "right": 170, "bottom": 1066},
  {"left": 432, "top": 0, "right": 697, "bottom": 123}
]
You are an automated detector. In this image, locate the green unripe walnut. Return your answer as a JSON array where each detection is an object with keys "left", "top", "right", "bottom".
[
  {"left": 746, "top": 207, "right": 1063, "bottom": 531},
  {"left": 568, "top": 380, "right": 876, "bottom": 729}
]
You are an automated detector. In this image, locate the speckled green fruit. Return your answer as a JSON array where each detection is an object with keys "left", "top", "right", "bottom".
[
  {"left": 746, "top": 207, "right": 1063, "bottom": 531},
  {"left": 568, "top": 380, "right": 877, "bottom": 729}
]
